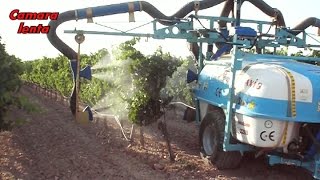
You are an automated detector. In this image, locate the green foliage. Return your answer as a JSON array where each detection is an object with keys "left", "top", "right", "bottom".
[
  {"left": 0, "top": 36, "right": 24, "bottom": 130},
  {"left": 285, "top": 49, "right": 320, "bottom": 65},
  {"left": 23, "top": 38, "right": 190, "bottom": 126},
  {"left": 15, "top": 95, "right": 41, "bottom": 113},
  {"left": 79, "top": 49, "right": 110, "bottom": 105},
  {"left": 276, "top": 48, "right": 288, "bottom": 56},
  {"left": 161, "top": 56, "right": 196, "bottom": 106},
  {"left": 113, "top": 38, "right": 182, "bottom": 125},
  {"left": 264, "top": 48, "right": 320, "bottom": 65},
  {"left": 113, "top": 37, "right": 145, "bottom": 62},
  {"left": 22, "top": 55, "right": 73, "bottom": 95},
  {"left": 291, "top": 50, "right": 304, "bottom": 57},
  {"left": 22, "top": 49, "right": 109, "bottom": 106},
  {"left": 1, "top": 95, "right": 41, "bottom": 130},
  {"left": 263, "top": 47, "right": 288, "bottom": 55},
  {"left": 311, "top": 50, "right": 320, "bottom": 58}
]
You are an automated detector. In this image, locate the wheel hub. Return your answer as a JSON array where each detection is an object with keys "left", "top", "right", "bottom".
[{"left": 203, "top": 125, "right": 215, "bottom": 155}]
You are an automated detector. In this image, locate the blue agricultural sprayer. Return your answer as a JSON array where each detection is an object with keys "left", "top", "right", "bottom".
[{"left": 47, "top": 0, "right": 320, "bottom": 178}]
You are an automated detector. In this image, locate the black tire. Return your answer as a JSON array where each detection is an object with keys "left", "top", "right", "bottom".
[{"left": 199, "top": 109, "right": 242, "bottom": 169}]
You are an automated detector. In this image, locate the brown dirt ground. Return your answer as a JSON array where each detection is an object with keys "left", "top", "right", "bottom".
[{"left": 0, "top": 85, "right": 314, "bottom": 180}]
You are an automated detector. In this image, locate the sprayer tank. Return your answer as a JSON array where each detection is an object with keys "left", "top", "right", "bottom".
[{"left": 195, "top": 55, "right": 320, "bottom": 147}]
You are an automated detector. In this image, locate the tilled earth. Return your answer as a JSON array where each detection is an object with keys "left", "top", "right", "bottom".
[{"left": 0, "top": 86, "right": 314, "bottom": 180}]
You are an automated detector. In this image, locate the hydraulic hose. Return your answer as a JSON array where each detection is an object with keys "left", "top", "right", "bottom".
[
  {"left": 218, "top": 0, "right": 286, "bottom": 29},
  {"left": 246, "top": 0, "right": 285, "bottom": 26},
  {"left": 217, "top": 1, "right": 319, "bottom": 36},
  {"left": 218, "top": 0, "right": 234, "bottom": 28},
  {"left": 47, "top": 0, "right": 227, "bottom": 115},
  {"left": 47, "top": 0, "right": 227, "bottom": 60},
  {"left": 141, "top": 0, "right": 227, "bottom": 25},
  {"left": 47, "top": 0, "right": 316, "bottom": 116},
  {"left": 291, "top": 17, "right": 320, "bottom": 35}
]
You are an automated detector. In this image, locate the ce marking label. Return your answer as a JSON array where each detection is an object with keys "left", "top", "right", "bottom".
[{"left": 260, "top": 131, "right": 275, "bottom": 141}]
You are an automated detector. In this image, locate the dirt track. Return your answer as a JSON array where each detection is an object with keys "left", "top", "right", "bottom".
[{"left": 0, "top": 86, "right": 314, "bottom": 180}]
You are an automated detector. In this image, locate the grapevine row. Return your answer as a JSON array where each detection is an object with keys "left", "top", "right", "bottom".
[{"left": 21, "top": 38, "right": 194, "bottom": 125}]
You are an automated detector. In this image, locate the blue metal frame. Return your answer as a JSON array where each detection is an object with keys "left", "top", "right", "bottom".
[{"left": 222, "top": 34, "right": 254, "bottom": 152}]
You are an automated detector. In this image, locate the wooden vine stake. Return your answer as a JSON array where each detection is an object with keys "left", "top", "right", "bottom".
[
  {"left": 140, "top": 124, "right": 145, "bottom": 147},
  {"left": 158, "top": 112, "right": 175, "bottom": 162}
]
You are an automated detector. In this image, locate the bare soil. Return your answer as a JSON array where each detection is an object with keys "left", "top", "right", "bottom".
[{"left": 0, "top": 86, "right": 314, "bottom": 180}]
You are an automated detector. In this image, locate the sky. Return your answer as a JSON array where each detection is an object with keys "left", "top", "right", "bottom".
[{"left": 0, "top": 0, "right": 319, "bottom": 61}]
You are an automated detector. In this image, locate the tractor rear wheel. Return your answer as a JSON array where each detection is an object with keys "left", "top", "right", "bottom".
[{"left": 199, "top": 109, "right": 242, "bottom": 169}]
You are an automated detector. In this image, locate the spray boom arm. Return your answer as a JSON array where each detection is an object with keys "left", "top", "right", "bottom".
[
  {"left": 47, "top": 0, "right": 229, "bottom": 60},
  {"left": 47, "top": 0, "right": 320, "bottom": 60},
  {"left": 47, "top": 0, "right": 229, "bottom": 116},
  {"left": 47, "top": 0, "right": 320, "bottom": 117}
]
